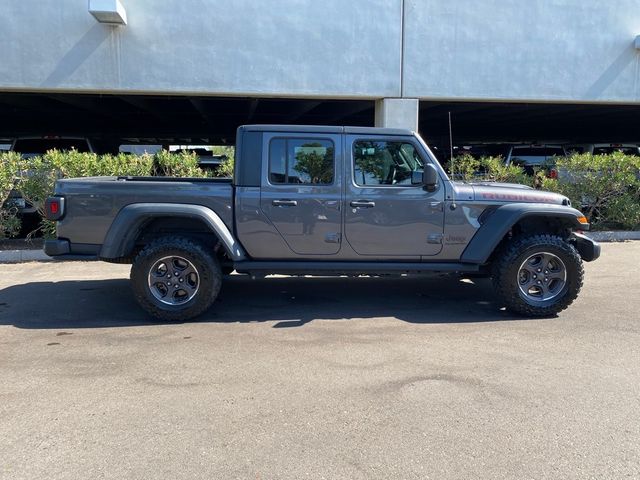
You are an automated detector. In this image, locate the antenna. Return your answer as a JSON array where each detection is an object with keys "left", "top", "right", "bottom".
[
  {"left": 448, "top": 111, "right": 454, "bottom": 178},
  {"left": 448, "top": 111, "right": 457, "bottom": 210}
]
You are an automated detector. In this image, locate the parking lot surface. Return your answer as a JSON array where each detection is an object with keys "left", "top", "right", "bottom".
[{"left": 1, "top": 242, "right": 639, "bottom": 479}]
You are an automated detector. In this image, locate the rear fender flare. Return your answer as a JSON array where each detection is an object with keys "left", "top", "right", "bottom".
[{"left": 99, "top": 203, "right": 247, "bottom": 261}]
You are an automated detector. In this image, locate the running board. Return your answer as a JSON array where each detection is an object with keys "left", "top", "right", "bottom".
[{"left": 234, "top": 261, "right": 481, "bottom": 276}]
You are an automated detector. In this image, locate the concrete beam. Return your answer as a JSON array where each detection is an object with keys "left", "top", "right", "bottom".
[{"left": 375, "top": 98, "right": 419, "bottom": 131}]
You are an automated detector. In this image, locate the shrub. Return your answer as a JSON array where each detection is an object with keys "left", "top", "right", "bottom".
[
  {"left": 447, "top": 154, "right": 536, "bottom": 187},
  {"left": 211, "top": 146, "right": 235, "bottom": 177},
  {"left": 0, "top": 151, "right": 22, "bottom": 238},
  {"left": 152, "top": 150, "right": 209, "bottom": 177},
  {"left": 541, "top": 152, "right": 640, "bottom": 230}
]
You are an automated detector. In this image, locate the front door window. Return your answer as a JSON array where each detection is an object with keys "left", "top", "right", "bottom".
[{"left": 354, "top": 141, "right": 424, "bottom": 186}]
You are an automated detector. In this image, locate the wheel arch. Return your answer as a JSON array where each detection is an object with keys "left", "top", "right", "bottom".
[
  {"left": 99, "top": 203, "right": 247, "bottom": 262},
  {"left": 461, "top": 203, "right": 587, "bottom": 264}
]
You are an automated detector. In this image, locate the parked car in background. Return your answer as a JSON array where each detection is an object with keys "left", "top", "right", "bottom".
[
  {"left": 565, "top": 143, "right": 640, "bottom": 156},
  {"left": 505, "top": 144, "right": 566, "bottom": 177},
  {"left": 458, "top": 143, "right": 512, "bottom": 159},
  {"left": 119, "top": 144, "right": 162, "bottom": 155},
  {"left": 172, "top": 147, "right": 226, "bottom": 173},
  {"left": 11, "top": 136, "right": 94, "bottom": 158}
]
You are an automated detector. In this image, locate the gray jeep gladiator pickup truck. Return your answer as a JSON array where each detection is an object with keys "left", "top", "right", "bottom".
[{"left": 44, "top": 125, "right": 600, "bottom": 321}]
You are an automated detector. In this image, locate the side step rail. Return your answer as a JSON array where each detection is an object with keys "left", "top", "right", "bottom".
[{"left": 234, "top": 261, "right": 481, "bottom": 276}]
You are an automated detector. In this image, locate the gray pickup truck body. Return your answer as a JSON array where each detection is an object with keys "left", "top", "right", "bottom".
[{"left": 45, "top": 125, "right": 600, "bottom": 319}]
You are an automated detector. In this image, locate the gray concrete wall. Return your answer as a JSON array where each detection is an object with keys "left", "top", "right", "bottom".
[
  {"left": 1, "top": 0, "right": 402, "bottom": 97},
  {"left": 404, "top": 0, "right": 640, "bottom": 103},
  {"left": 3, "top": 0, "right": 640, "bottom": 104}
]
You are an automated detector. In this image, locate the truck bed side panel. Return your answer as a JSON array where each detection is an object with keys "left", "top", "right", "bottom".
[{"left": 54, "top": 177, "right": 234, "bottom": 247}]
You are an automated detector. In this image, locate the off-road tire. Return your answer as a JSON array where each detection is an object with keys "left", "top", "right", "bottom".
[
  {"left": 130, "top": 236, "right": 222, "bottom": 321},
  {"left": 492, "top": 234, "right": 583, "bottom": 317}
]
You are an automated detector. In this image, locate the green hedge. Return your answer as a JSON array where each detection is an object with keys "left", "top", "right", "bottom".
[
  {"left": 540, "top": 153, "right": 640, "bottom": 230},
  {"left": 1, "top": 149, "right": 638, "bottom": 238}
]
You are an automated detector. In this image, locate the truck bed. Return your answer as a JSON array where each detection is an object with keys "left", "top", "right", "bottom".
[{"left": 53, "top": 176, "right": 234, "bottom": 249}]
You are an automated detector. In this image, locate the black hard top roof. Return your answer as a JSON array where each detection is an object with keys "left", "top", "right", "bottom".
[{"left": 239, "top": 124, "right": 414, "bottom": 136}]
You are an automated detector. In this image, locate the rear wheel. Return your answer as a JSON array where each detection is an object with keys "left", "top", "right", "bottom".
[
  {"left": 492, "top": 234, "right": 583, "bottom": 317},
  {"left": 130, "top": 236, "right": 222, "bottom": 321}
]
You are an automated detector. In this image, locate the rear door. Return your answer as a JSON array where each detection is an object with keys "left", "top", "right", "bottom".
[{"left": 260, "top": 132, "right": 342, "bottom": 256}]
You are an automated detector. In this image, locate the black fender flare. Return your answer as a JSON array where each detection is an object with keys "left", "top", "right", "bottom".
[
  {"left": 460, "top": 203, "right": 588, "bottom": 264},
  {"left": 99, "top": 203, "right": 247, "bottom": 261}
]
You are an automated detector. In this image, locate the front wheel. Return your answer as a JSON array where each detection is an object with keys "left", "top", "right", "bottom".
[
  {"left": 492, "top": 234, "right": 584, "bottom": 317},
  {"left": 130, "top": 236, "right": 222, "bottom": 321}
]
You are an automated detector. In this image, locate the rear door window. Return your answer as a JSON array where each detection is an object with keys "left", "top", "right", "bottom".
[{"left": 269, "top": 138, "right": 334, "bottom": 185}]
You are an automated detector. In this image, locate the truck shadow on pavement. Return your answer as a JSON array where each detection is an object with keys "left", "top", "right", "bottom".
[{"left": 0, "top": 274, "right": 545, "bottom": 329}]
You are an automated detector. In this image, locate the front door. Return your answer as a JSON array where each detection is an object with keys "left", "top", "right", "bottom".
[
  {"left": 260, "top": 133, "right": 342, "bottom": 256},
  {"left": 344, "top": 136, "right": 444, "bottom": 257}
]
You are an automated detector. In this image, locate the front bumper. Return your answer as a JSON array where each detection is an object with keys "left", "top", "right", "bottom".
[{"left": 572, "top": 232, "right": 601, "bottom": 262}]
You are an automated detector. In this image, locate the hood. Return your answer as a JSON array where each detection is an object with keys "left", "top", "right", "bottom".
[{"left": 455, "top": 181, "right": 570, "bottom": 206}]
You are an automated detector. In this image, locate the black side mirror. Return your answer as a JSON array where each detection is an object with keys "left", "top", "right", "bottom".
[{"left": 423, "top": 164, "right": 439, "bottom": 192}]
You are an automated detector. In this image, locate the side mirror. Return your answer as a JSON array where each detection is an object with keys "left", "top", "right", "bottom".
[{"left": 423, "top": 164, "right": 439, "bottom": 192}]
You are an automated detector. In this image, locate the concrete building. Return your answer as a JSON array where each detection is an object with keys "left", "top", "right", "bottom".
[{"left": 2, "top": 0, "right": 640, "bottom": 147}]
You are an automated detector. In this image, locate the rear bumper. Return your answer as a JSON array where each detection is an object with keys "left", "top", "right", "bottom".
[
  {"left": 44, "top": 239, "right": 70, "bottom": 256},
  {"left": 44, "top": 239, "right": 99, "bottom": 260},
  {"left": 572, "top": 232, "right": 601, "bottom": 262}
]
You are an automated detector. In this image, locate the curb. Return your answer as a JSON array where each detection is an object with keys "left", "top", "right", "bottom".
[
  {"left": 0, "top": 249, "right": 52, "bottom": 263},
  {"left": 0, "top": 232, "right": 638, "bottom": 263},
  {"left": 586, "top": 231, "right": 640, "bottom": 242}
]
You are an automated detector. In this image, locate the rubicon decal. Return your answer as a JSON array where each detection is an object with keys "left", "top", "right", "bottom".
[{"left": 480, "top": 192, "right": 557, "bottom": 203}]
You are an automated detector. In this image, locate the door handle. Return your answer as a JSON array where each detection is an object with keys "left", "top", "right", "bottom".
[
  {"left": 350, "top": 200, "right": 376, "bottom": 208},
  {"left": 272, "top": 199, "right": 298, "bottom": 207}
]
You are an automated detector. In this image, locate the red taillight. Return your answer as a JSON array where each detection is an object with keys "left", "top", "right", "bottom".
[{"left": 45, "top": 197, "right": 64, "bottom": 220}]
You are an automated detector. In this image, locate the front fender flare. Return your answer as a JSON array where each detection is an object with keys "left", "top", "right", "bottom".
[
  {"left": 460, "top": 203, "right": 587, "bottom": 264},
  {"left": 99, "top": 203, "right": 247, "bottom": 261}
]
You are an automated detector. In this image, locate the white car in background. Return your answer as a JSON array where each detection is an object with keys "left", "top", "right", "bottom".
[{"left": 505, "top": 144, "right": 566, "bottom": 177}]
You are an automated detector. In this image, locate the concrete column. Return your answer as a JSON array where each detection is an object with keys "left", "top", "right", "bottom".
[{"left": 374, "top": 98, "right": 419, "bottom": 131}]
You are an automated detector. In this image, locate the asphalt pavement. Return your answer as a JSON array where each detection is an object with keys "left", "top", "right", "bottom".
[{"left": 1, "top": 242, "right": 639, "bottom": 479}]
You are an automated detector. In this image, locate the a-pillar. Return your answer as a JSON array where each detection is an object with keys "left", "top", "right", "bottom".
[{"left": 374, "top": 98, "right": 419, "bottom": 131}]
